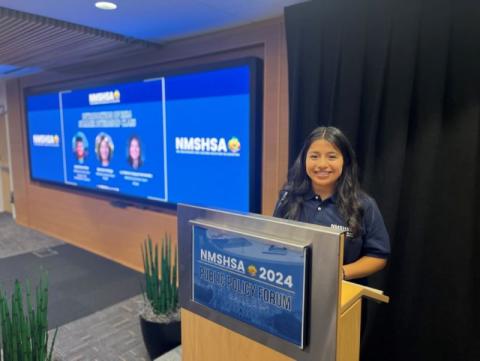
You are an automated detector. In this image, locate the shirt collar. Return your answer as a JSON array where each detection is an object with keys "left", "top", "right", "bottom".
[{"left": 304, "top": 189, "right": 338, "bottom": 203}]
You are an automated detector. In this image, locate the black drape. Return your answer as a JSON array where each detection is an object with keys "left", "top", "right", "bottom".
[{"left": 285, "top": 0, "right": 480, "bottom": 360}]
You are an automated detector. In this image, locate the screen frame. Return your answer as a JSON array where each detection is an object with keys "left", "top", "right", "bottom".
[{"left": 24, "top": 57, "right": 263, "bottom": 213}]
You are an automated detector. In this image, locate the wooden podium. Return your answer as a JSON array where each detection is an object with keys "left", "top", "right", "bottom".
[
  {"left": 177, "top": 204, "right": 389, "bottom": 361},
  {"left": 181, "top": 281, "right": 388, "bottom": 361}
]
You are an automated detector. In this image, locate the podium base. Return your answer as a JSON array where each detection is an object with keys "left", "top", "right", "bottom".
[{"left": 181, "top": 308, "right": 293, "bottom": 361}]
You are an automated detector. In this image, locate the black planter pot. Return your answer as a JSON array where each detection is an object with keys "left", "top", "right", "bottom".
[{"left": 140, "top": 315, "right": 181, "bottom": 360}]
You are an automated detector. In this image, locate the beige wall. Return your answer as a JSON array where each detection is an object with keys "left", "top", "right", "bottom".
[
  {"left": 0, "top": 80, "right": 12, "bottom": 213},
  {"left": 6, "top": 18, "right": 289, "bottom": 272},
  {"left": 0, "top": 115, "right": 11, "bottom": 213},
  {"left": 0, "top": 112, "right": 6, "bottom": 212}
]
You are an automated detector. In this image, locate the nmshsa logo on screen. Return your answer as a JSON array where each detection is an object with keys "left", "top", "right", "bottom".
[
  {"left": 88, "top": 90, "right": 121, "bottom": 105},
  {"left": 32, "top": 134, "right": 60, "bottom": 147},
  {"left": 175, "top": 136, "right": 241, "bottom": 156}
]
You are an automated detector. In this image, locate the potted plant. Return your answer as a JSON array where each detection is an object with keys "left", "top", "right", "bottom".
[
  {"left": 0, "top": 273, "right": 58, "bottom": 361},
  {"left": 140, "top": 234, "right": 181, "bottom": 360}
]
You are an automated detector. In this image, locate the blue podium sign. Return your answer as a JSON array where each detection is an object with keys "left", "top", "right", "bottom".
[{"left": 192, "top": 223, "right": 308, "bottom": 348}]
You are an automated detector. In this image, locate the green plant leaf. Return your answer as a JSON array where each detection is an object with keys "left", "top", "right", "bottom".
[{"left": 141, "top": 234, "right": 179, "bottom": 316}]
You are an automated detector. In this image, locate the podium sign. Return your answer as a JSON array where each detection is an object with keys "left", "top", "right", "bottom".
[
  {"left": 192, "top": 223, "right": 308, "bottom": 347},
  {"left": 179, "top": 204, "right": 343, "bottom": 361}
]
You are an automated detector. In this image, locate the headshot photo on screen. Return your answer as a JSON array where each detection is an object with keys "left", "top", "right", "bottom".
[
  {"left": 127, "top": 135, "right": 143, "bottom": 170},
  {"left": 72, "top": 132, "right": 88, "bottom": 164},
  {"left": 95, "top": 133, "right": 114, "bottom": 167}
]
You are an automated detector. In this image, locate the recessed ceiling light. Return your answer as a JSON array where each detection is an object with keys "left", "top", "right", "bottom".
[{"left": 95, "top": 1, "right": 118, "bottom": 10}]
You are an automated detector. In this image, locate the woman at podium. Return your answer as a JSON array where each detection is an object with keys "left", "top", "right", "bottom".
[{"left": 273, "top": 126, "right": 390, "bottom": 283}]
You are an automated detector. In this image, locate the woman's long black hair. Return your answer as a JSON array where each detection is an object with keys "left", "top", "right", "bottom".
[{"left": 275, "top": 126, "right": 364, "bottom": 237}]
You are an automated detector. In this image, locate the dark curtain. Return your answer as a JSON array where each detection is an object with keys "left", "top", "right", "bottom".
[{"left": 285, "top": 0, "right": 480, "bottom": 360}]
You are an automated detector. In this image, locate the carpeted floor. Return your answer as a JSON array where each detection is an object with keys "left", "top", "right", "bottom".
[
  {"left": 0, "top": 243, "right": 144, "bottom": 329},
  {"left": 50, "top": 294, "right": 149, "bottom": 361},
  {"left": 0, "top": 212, "right": 64, "bottom": 259}
]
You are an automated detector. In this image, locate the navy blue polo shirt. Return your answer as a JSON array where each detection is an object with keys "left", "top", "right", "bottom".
[{"left": 274, "top": 191, "right": 390, "bottom": 265}]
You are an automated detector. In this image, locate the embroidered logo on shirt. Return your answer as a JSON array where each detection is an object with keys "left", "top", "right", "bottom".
[{"left": 330, "top": 224, "right": 353, "bottom": 238}]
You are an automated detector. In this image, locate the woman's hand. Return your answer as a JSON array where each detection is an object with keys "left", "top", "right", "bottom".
[{"left": 342, "top": 256, "right": 387, "bottom": 280}]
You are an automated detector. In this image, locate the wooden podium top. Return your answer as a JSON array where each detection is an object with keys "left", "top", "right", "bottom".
[{"left": 340, "top": 281, "right": 389, "bottom": 314}]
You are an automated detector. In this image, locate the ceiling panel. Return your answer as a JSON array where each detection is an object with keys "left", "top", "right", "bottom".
[
  {"left": 0, "top": 0, "right": 307, "bottom": 41},
  {"left": 0, "top": 0, "right": 308, "bottom": 79},
  {"left": 0, "top": 6, "right": 162, "bottom": 78}
]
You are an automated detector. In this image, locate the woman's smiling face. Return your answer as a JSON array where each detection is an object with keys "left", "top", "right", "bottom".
[
  {"left": 129, "top": 138, "right": 140, "bottom": 160},
  {"left": 305, "top": 139, "right": 344, "bottom": 197},
  {"left": 100, "top": 139, "right": 110, "bottom": 161}
]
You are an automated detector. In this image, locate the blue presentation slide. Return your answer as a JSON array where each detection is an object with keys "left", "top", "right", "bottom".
[
  {"left": 27, "top": 94, "right": 64, "bottom": 182},
  {"left": 166, "top": 66, "right": 251, "bottom": 210},
  {"left": 26, "top": 64, "right": 254, "bottom": 211},
  {"left": 61, "top": 80, "right": 166, "bottom": 201}
]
